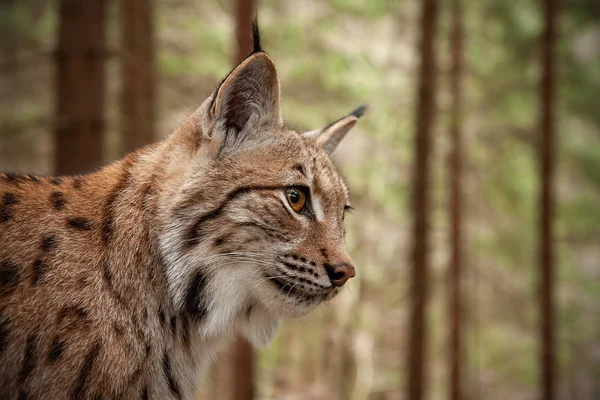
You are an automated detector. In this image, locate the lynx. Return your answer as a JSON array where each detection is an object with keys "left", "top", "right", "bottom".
[{"left": 0, "top": 23, "right": 363, "bottom": 399}]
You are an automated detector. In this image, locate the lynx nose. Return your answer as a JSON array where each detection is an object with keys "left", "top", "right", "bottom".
[{"left": 325, "top": 263, "right": 356, "bottom": 287}]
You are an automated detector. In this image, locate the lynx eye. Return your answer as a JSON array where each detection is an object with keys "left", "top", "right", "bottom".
[{"left": 285, "top": 187, "right": 306, "bottom": 212}]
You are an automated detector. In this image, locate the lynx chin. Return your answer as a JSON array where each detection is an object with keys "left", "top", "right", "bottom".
[{"left": 0, "top": 22, "right": 365, "bottom": 399}]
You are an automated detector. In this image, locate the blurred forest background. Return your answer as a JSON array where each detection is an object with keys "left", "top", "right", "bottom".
[{"left": 0, "top": 0, "right": 599, "bottom": 399}]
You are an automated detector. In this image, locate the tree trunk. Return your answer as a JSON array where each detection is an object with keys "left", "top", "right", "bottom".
[
  {"left": 234, "top": 337, "right": 255, "bottom": 400},
  {"left": 120, "top": 0, "right": 155, "bottom": 153},
  {"left": 232, "top": 1, "right": 257, "bottom": 399},
  {"left": 406, "top": 0, "right": 439, "bottom": 399},
  {"left": 234, "top": 0, "right": 257, "bottom": 64},
  {"left": 54, "top": 0, "right": 107, "bottom": 175},
  {"left": 538, "top": 0, "right": 559, "bottom": 398},
  {"left": 0, "top": 0, "right": 18, "bottom": 75},
  {"left": 448, "top": 0, "right": 465, "bottom": 399},
  {"left": 212, "top": 346, "right": 236, "bottom": 400}
]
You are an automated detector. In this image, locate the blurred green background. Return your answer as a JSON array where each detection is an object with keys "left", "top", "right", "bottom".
[{"left": 0, "top": 0, "right": 599, "bottom": 399}]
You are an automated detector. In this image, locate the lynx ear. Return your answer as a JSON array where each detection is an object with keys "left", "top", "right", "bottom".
[
  {"left": 211, "top": 52, "right": 281, "bottom": 136},
  {"left": 303, "top": 105, "right": 367, "bottom": 155}
]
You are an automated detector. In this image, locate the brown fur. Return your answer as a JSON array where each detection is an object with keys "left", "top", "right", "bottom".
[{"left": 0, "top": 28, "right": 363, "bottom": 399}]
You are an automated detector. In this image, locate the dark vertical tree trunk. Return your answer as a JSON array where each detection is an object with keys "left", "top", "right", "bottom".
[
  {"left": 54, "top": 0, "right": 107, "bottom": 175},
  {"left": 234, "top": 0, "right": 256, "bottom": 64},
  {"left": 121, "top": 0, "right": 155, "bottom": 152},
  {"left": 448, "top": 0, "right": 465, "bottom": 399},
  {"left": 232, "top": 1, "right": 257, "bottom": 399},
  {"left": 406, "top": 0, "right": 438, "bottom": 399},
  {"left": 212, "top": 347, "right": 236, "bottom": 400},
  {"left": 234, "top": 337, "right": 255, "bottom": 400},
  {"left": 0, "top": 0, "right": 18, "bottom": 73},
  {"left": 539, "top": 0, "right": 559, "bottom": 399}
]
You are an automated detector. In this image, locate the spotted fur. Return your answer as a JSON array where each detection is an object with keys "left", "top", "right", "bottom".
[{"left": 0, "top": 22, "right": 363, "bottom": 399}]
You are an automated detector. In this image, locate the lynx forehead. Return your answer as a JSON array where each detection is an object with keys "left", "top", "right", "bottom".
[{"left": 0, "top": 22, "right": 364, "bottom": 399}]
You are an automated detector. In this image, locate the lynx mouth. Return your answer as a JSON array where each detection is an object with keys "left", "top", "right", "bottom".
[{"left": 267, "top": 275, "right": 339, "bottom": 303}]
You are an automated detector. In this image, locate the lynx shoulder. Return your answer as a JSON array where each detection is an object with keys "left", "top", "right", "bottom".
[{"left": 0, "top": 22, "right": 364, "bottom": 399}]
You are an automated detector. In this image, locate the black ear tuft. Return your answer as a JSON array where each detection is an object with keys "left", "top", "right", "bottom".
[
  {"left": 302, "top": 104, "right": 366, "bottom": 155},
  {"left": 252, "top": 19, "right": 262, "bottom": 54},
  {"left": 349, "top": 104, "right": 368, "bottom": 119}
]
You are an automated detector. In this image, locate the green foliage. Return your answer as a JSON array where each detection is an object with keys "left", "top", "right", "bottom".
[
  {"left": 330, "top": 0, "right": 400, "bottom": 17},
  {"left": 479, "top": 324, "right": 538, "bottom": 385}
]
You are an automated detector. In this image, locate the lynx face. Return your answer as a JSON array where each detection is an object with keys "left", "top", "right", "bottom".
[
  {"left": 160, "top": 29, "right": 365, "bottom": 341},
  {"left": 171, "top": 124, "right": 355, "bottom": 320}
]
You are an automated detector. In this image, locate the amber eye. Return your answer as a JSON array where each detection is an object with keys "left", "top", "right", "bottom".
[{"left": 286, "top": 188, "right": 306, "bottom": 212}]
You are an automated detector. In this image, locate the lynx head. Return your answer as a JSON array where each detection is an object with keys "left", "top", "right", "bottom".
[{"left": 160, "top": 23, "right": 364, "bottom": 345}]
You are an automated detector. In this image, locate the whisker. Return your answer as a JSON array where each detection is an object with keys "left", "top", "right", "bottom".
[
  {"left": 249, "top": 274, "right": 289, "bottom": 290},
  {"left": 285, "top": 281, "right": 301, "bottom": 301}
]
